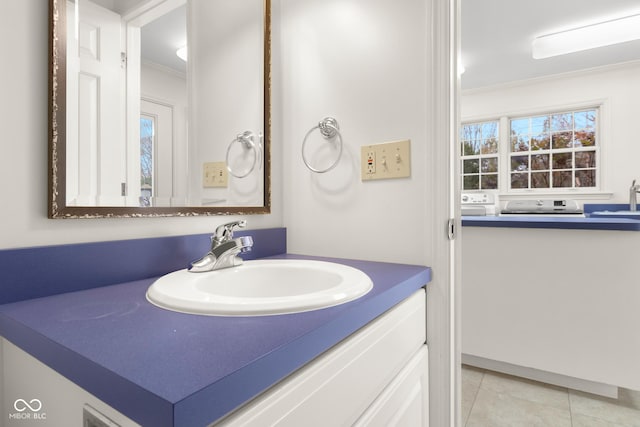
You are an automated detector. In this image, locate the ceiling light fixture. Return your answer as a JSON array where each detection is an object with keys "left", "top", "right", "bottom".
[
  {"left": 532, "top": 13, "right": 640, "bottom": 59},
  {"left": 176, "top": 46, "right": 187, "bottom": 62}
]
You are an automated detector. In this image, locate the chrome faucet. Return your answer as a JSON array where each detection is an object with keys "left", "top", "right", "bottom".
[
  {"left": 189, "top": 220, "right": 254, "bottom": 272},
  {"left": 631, "top": 180, "right": 640, "bottom": 211}
]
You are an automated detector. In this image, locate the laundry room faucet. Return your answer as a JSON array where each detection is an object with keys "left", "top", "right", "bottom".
[{"left": 630, "top": 180, "right": 640, "bottom": 211}]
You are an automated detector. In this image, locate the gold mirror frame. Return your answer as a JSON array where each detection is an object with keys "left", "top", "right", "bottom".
[{"left": 48, "top": 0, "right": 271, "bottom": 218}]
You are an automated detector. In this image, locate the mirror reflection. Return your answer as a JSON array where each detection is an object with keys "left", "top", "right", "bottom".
[{"left": 49, "top": 0, "right": 270, "bottom": 218}]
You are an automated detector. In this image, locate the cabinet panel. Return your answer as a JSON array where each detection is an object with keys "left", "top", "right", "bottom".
[
  {"left": 355, "top": 346, "right": 429, "bottom": 427},
  {"left": 2, "top": 339, "right": 139, "bottom": 427},
  {"left": 216, "top": 289, "right": 426, "bottom": 426}
]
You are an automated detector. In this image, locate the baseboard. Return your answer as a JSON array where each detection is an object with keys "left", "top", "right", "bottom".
[{"left": 462, "top": 353, "right": 618, "bottom": 398}]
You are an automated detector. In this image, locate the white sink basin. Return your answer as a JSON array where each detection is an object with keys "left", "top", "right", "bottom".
[
  {"left": 590, "top": 210, "right": 640, "bottom": 220},
  {"left": 146, "top": 259, "right": 373, "bottom": 316}
]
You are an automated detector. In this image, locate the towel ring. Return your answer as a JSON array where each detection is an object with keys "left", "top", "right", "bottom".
[
  {"left": 302, "top": 117, "right": 343, "bottom": 173},
  {"left": 226, "top": 131, "right": 259, "bottom": 178}
]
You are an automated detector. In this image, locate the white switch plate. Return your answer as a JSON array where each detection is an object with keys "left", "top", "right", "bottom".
[
  {"left": 361, "top": 140, "right": 411, "bottom": 181},
  {"left": 203, "top": 162, "right": 228, "bottom": 187}
]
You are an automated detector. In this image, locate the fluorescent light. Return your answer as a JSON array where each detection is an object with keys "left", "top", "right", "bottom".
[
  {"left": 532, "top": 13, "right": 640, "bottom": 59},
  {"left": 176, "top": 46, "right": 187, "bottom": 62}
]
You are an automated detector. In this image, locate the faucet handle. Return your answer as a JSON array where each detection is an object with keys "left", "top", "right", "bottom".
[{"left": 213, "top": 220, "right": 247, "bottom": 245}]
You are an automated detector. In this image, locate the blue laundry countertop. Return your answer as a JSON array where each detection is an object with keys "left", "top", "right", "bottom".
[
  {"left": 461, "top": 215, "right": 640, "bottom": 231},
  {"left": 0, "top": 254, "right": 431, "bottom": 427},
  {"left": 462, "top": 203, "right": 640, "bottom": 231}
]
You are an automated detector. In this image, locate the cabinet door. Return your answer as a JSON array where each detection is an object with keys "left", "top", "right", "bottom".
[{"left": 355, "top": 346, "right": 429, "bottom": 427}]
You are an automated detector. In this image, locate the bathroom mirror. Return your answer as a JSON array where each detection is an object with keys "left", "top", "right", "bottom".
[{"left": 48, "top": 0, "right": 271, "bottom": 218}]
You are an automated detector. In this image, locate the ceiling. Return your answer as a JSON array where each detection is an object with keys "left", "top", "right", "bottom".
[{"left": 461, "top": 0, "right": 640, "bottom": 90}]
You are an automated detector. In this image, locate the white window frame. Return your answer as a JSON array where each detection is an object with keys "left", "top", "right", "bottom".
[{"left": 461, "top": 100, "right": 610, "bottom": 199}]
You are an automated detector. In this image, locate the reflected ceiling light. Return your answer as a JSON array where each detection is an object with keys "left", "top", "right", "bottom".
[
  {"left": 532, "top": 13, "right": 640, "bottom": 59},
  {"left": 176, "top": 46, "right": 187, "bottom": 62}
]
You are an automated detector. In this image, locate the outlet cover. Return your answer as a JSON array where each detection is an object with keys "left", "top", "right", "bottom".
[
  {"left": 203, "top": 162, "right": 228, "bottom": 188},
  {"left": 361, "top": 139, "right": 411, "bottom": 181}
]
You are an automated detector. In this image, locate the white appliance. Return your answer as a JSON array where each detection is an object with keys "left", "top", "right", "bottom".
[
  {"left": 501, "top": 199, "right": 582, "bottom": 215},
  {"left": 461, "top": 192, "right": 498, "bottom": 216}
]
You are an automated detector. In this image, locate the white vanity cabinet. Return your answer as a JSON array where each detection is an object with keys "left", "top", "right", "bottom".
[
  {"left": 2, "top": 290, "right": 427, "bottom": 426},
  {"left": 216, "top": 289, "right": 428, "bottom": 427}
]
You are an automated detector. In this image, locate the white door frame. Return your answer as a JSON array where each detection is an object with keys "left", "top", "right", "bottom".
[{"left": 426, "top": 0, "right": 460, "bottom": 426}]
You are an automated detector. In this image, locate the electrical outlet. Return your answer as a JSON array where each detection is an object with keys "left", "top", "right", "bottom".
[
  {"left": 203, "top": 162, "right": 228, "bottom": 188},
  {"left": 361, "top": 140, "right": 411, "bottom": 181},
  {"left": 366, "top": 150, "right": 376, "bottom": 174}
]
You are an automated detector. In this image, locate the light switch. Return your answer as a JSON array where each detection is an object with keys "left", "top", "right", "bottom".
[
  {"left": 203, "top": 162, "right": 228, "bottom": 188},
  {"left": 361, "top": 140, "right": 411, "bottom": 181}
]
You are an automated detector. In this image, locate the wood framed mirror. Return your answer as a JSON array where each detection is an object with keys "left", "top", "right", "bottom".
[{"left": 48, "top": 0, "right": 271, "bottom": 218}]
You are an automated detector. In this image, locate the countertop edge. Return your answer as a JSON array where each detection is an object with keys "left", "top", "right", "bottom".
[{"left": 461, "top": 215, "right": 640, "bottom": 231}]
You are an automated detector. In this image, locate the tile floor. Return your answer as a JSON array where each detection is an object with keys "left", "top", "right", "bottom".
[{"left": 462, "top": 365, "right": 640, "bottom": 427}]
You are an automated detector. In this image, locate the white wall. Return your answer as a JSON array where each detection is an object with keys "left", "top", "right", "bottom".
[
  {"left": 278, "top": 0, "right": 432, "bottom": 265},
  {"left": 190, "top": 0, "right": 265, "bottom": 207},
  {"left": 461, "top": 61, "right": 640, "bottom": 204},
  {"left": 0, "top": 1, "right": 282, "bottom": 250}
]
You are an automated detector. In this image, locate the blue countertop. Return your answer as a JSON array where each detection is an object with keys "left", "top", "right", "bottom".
[{"left": 0, "top": 254, "right": 431, "bottom": 427}]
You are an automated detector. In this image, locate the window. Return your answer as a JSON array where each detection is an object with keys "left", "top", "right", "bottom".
[
  {"left": 140, "top": 116, "right": 154, "bottom": 207},
  {"left": 460, "top": 120, "right": 499, "bottom": 190},
  {"left": 509, "top": 109, "right": 597, "bottom": 190},
  {"left": 461, "top": 107, "right": 599, "bottom": 192}
]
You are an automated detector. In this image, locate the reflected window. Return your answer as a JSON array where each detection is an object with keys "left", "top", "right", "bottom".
[{"left": 140, "top": 116, "right": 154, "bottom": 206}]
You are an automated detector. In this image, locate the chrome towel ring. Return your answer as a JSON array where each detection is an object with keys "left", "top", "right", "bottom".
[
  {"left": 302, "top": 117, "right": 343, "bottom": 173},
  {"left": 226, "top": 131, "right": 260, "bottom": 178}
]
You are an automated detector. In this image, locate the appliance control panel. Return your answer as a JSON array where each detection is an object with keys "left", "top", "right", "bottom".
[{"left": 461, "top": 192, "right": 496, "bottom": 205}]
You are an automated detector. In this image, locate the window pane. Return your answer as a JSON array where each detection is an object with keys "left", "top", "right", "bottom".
[
  {"left": 552, "top": 131, "right": 573, "bottom": 149},
  {"left": 575, "top": 151, "right": 596, "bottom": 168},
  {"left": 552, "top": 171, "right": 572, "bottom": 188},
  {"left": 574, "top": 110, "right": 595, "bottom": 130},
  {"left": 481, "top": 157, "right": 498, "bottom": 173},
  {"left": 481, "top": 174, "right": 498, "bottom": 189},
  {"left": 463, "top": 139, "right": 481, "bottom": 155},
  {"left": 463, "top": 159, "right": 479, "bottom": 174},
  {"left": 531, "top": 172, "right": 550, "bottom": 188},
  {"left": 531, "top": 115, "right": 549, "bottom": 134},
  {"left": 575, "top": 169, "right": 596, "bottom": 187},
  {"left": 531, "top": 133, "right": 550, "bottom": 150},
  {"left": 551, "top": 113, "right": 573, "bottom": 131},
  {"left": 511, "top": 155, "right": 529, "bottom": 172},
  {"left": 531, "top": 154, "right": 549, "bottom": 170},
  {"left": 511, "top": 173, "right": 528, "bottom": 189},
  {"left": 552, "top": 153, "right": 573, "bottom": 169},
  {"left": 511, "top": 118, "right": 529, "bottom": 136},
  {"left": 481, "top": 138, "right": 498, "bottom": 154},
  {"left": 463, "top": 175, "right": 479, "bottom": 190},
  {"left": 574, "top": 130, "right": 595, "bottom": 147},
  {"left": 482, "top": 122, "right": 498, "bottom": 140},
  {"left": 511, "top": 135, "right": 529, "bottom": 152}
]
